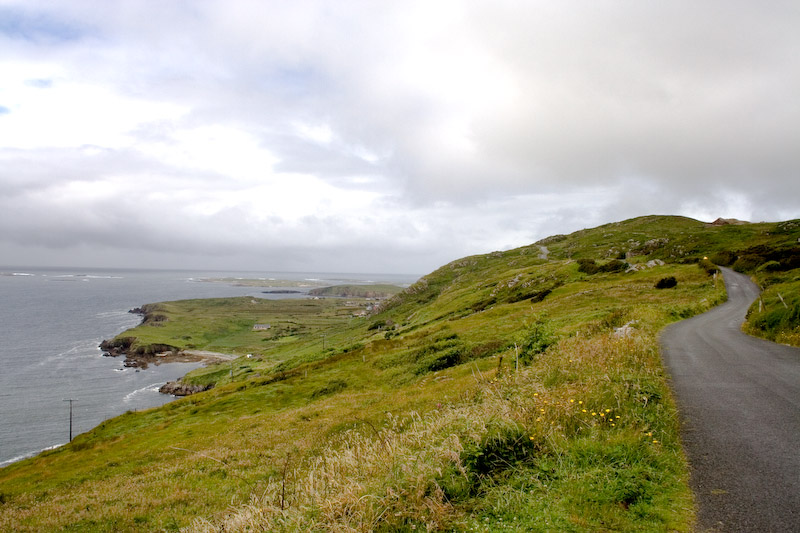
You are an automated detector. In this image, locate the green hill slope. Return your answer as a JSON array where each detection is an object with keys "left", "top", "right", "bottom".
[{"left": 1, "top": 215, "right": 798, "bottom": 532}]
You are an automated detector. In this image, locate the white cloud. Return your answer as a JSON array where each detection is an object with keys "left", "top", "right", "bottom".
[{"left": 1, "top": 0, "right": 799, "bottom": 273}]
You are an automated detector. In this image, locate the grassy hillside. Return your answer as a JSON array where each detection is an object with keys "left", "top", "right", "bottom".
[
  {"left": 1, "top": 215, "right": 798, "bottom": 532},
  {"left": 307, "top": 284, "right": 404, "bottom": 298}
]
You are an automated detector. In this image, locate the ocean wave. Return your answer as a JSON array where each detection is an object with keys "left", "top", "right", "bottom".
[
  {"left": 36, "top": 341, "right": 102, "bottom": 367},
  {"left": 0, "top": 272, "right": 36, "bottom": 276},
  {"left": 44, "top": 274, "right": 122, "bottom": 281},
  {"left": 0, "top": 443, "right": 64, "bottom": 468},
  {"left": 123, "top": 382, "right": 164, "bottom": 403}
]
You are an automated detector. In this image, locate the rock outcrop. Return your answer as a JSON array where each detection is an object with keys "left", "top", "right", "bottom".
[
  {"left": 159, "top": 381, "right": 214, "bottom": 396},
  {"left": 708, "top": 217, "right": 749, "bottom": 226}
]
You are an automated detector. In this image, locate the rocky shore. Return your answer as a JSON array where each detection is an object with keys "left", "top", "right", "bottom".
[
  {"left": 100, "top": 305, "right": 233, "bottom": 395},
  {"left": 99, "top": 336, "right": 180, "bottom": 369}
]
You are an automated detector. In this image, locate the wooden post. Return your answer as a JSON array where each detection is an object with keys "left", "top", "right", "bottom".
[{"left": 62, "top": 399, "right": 74, "bottom": 442}]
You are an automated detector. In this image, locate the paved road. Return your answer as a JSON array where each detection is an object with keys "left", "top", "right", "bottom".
[{"left": 661, "top": 267, "right": 800, "bottom": 532}]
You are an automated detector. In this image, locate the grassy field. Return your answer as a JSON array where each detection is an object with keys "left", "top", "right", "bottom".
[
  {"left": 1, "top": 215, "right": 798, "bottom": 532},
  {"left": 110, "top": 297, "right": 366, "bottom": 366}
]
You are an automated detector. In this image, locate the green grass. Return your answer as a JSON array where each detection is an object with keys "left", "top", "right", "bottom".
[
  {"left": 2, "top": 214, "right": 798, "bottom": 532},
  {"left": 307, "top": 283, "right": 404, "bottom": 297},
  {"left": 112, "top": 297, "right": 363, "bottom": 364},
  {"left": 745, "top": 271, "right": 800, "bottom": 346}
]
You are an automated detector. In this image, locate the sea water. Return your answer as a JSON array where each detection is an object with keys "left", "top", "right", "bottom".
[{"left": 0, "top": 267, "right": 416, "bottom": 466}]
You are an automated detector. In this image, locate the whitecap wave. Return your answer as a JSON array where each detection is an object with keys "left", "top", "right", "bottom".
[
  {"left": 0, "top": 443, "right": 64, "bottom": 467},
  {"left": 36, "top": 341, "right": 102, "bottom": 367},
  {"left": 123, "top": 382, "right": 164, "bottom": 403}
]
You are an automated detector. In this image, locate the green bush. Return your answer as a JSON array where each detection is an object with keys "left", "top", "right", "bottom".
[
  {"left": 698, "top": 258, "right": 719, "bottom": 275},
  {"left": 709, "top": 250, "right": 736, "bottom": 266},
  {"left": 732, "top": 254, "right": 765, "bottom": 272},
  {"left": 417, "top": 347, "right": 464, "bottom": 373},
  {"left": 577, "top": 258, "right": 600, "bottom": 274},
  {"left": 461, "top": 423, "right": 539, "bottom": 477},
  {"left": 655, "top": 277, "right": 677, "bottom": 289},
  {"left": 578, "top": 258, "right": 628, "bottom": 275},
  {"left": 601, "top": 259, "right": 628, "bottom": 273},
  {"left": 519, "top": 318, "right": 556, "bottom": 364},
  {"left": 757, "top": 261, "right": 782, "bottom": 273},
  {"left": 311, "top": 379, "right": 348, "bottom": 399},
  {"left": 413, "top": 334, "right": 466, "bottom": 374}
]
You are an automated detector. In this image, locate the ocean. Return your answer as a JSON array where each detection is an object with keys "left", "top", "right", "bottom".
[{"left": 0, "top": 267, "right": 417, "bottom": 467}]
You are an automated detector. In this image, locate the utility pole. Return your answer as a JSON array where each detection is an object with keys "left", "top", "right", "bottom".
[
  {"left": 62, "top": 399, "right": 75, "bottom": 442},
  {"left": 321, "top": 333, "right": 326, "bottom": 351}
]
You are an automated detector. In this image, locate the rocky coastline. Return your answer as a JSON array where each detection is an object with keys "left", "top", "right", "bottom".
[
  {"left": 99, "top": 336, "right": 181, "bottom": 369},
  {"left": 99, "top": 305, "right": 228, "bottom": 396}
]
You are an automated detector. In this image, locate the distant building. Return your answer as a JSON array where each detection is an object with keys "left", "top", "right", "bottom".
[{"left": 253, "top": 324, "right": 271, "bottom": 331}]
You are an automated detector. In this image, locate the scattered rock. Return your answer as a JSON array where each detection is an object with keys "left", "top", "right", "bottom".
[
  {"left": 626, "top": 259, "right": 665, "bottom": 272},
  {"left": 613, "top": 321, "right": 638, "bottom": 338},
  {"left": 159, "top": 381, "right": 214, "bottom": 396}
]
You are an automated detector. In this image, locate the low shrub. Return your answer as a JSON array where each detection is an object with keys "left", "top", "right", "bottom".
[
  {"left": 709, "top": 250, "right": 736, "bottom": 266},
  {"left": 757, "top": 261, "right": 782, "bottom": 273},
  {"left": 655, "top": 277, "right": 677, "bottom": 289},
  {"left": 578, "top": 258, "right": 600, "bottom": 274},
  {"left": 310, "top": 379, "right": 348, "bottom": 399},
  {"left": 578, "top": 259, "right": 628, "bottom": 275},
  {"left": 732, "top": 254, "right": 765, "bottom": 272},
  {"left": 519, "top": 318, "right": 556, "bottom": 364},
  {"left": 698, "top": 258, "right": 719, "bottom": 275}
]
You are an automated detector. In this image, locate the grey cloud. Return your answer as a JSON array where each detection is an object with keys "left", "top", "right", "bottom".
[{"left": 1, "top": 1, "right": 799, "bottom": 273}]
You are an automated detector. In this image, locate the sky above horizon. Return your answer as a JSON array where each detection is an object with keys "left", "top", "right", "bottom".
[{"left": 1, "top": 1, "right": 799, "bottom": 275}]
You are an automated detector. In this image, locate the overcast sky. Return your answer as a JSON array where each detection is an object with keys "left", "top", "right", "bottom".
[{"left": 1, "top": 1, "right": 799, "bottom": 275}]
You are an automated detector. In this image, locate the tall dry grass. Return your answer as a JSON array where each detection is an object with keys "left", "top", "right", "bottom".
[{"left": 189, "top": 331, "right": 681, "bottom": 532}]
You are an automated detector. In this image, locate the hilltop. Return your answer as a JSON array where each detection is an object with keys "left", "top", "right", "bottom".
[{"left": 0, "top": 215, "right": 798, "bottom": 532}]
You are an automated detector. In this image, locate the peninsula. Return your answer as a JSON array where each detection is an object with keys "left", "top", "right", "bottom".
[{"left": 1, "top": 215, "right": 798, "bottom": 532}]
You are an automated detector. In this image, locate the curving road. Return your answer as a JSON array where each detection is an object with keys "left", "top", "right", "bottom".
[{"left": 661, "top": 267, "right": 800, "bottom": 532}]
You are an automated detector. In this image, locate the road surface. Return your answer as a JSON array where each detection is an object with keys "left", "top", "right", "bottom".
[{"left": 661, "top": 267, "right": 800, "bottom": 532}]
